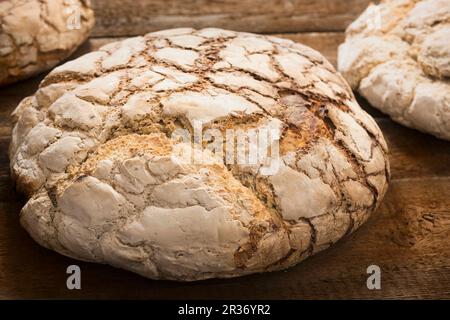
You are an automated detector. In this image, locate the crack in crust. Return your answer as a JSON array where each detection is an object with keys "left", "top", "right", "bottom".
[{"left": 11, "top": 28, "right": 390, "bottom": 281}]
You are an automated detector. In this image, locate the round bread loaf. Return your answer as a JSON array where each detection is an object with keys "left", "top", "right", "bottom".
[
  {"left": 0, "top": 0, "right": 94, "bottom": 86},
  {"left": 338, "top": 0, "right": 450, "bottom": 140},
  {"left": 10, "top": 28, "right": 390, "bottom": 281}
]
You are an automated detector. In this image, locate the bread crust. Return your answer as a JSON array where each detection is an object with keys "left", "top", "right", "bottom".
[
  {"left": 0, "top": 0, "right": 95, "bottom": 86},
  {"left": 338, "top": 0, "right": 450, "bottom": 140}
]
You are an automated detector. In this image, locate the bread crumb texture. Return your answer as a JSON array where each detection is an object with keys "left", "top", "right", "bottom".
[
  {"left": 0, "top": 0, "right": 94, "bottom": 86},
  {"left": 338, "top": 0, "right": 450, "bottom": 140},
  {"left": 10, "top": 28, "right": 389, "bottom": 280}
]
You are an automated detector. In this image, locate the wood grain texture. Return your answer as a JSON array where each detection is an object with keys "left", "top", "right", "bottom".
[
  {"left": 0, "top": 33, "right": 449, "bottom": 299},
  {"left": 90, "top": 0, "right": 375, "bottom": 36}
]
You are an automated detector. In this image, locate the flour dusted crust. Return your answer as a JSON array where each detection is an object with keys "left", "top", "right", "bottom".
[
  {"left": 10, "top": 28, "right": 389, "bottom": 281},
  {"left": 338, "top": 0, "right": 450, "bottom": 140},
  {"left": 0, "top": 0, "right": 94, "bottom": 86}
]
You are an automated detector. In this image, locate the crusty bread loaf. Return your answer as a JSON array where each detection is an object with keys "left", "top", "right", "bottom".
[
  {"left": 338, "top": 0, "right": 450, "bottom": 140},
  {"left": 10, "top": 28, "right": 389, "bottom": 281},
  {"left": 0, "top": 0, "right": 94, "bottom": 86}
]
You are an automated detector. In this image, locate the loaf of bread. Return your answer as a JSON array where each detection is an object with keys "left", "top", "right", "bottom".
[
  {"left": 338, "top": 0, "right": 450, "bottom": 140},
  {"left": 0, "top": 0, "right": 94, "bottom": 86},
  {"left": 10, "top": 28, "right": 390, "bottom": 280}
]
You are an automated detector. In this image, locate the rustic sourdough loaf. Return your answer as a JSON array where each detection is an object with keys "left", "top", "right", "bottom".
[
  {"left": 338, "top": 0, "right": 450, "bottom": 140},
  {"left": 0, "top": 0, "right": 94, "bottom": 86},
  {"left": 10, "top": 28, "right": 389, "bottom": 280}
]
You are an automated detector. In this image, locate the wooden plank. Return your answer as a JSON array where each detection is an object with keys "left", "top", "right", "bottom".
[
  {"left": 0, "top": 177, "right": 448, "bottom": 299},
  {"left": 379, "top": 120, "right": 450, "bottom": 180},
  {"left": 90, "top": 0, "right": 374, "bottom": 37}
]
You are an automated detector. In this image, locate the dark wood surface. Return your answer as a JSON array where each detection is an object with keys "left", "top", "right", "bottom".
[
  {"left": 0, "top": 0, "right": 449, "bottom": 299},
  {"left": 91, "top": 0, "right": 376, "bottom": 36}
]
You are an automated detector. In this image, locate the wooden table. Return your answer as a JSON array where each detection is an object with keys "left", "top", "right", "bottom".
[{"left": 1, "top": 0, "right": 449, "bottom": 299}]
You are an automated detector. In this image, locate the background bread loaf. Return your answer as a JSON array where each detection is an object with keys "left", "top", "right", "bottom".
[
  {"left": 338, "top": 0, "right": 450, "bottom": 140},
  {"left": 0, "top": 0, "right": 95, "bottom": 86}
]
